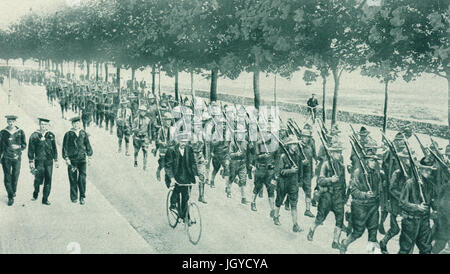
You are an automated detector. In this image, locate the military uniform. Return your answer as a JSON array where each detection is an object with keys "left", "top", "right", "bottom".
[
  {"left": 116, "top": 101, "right": 133, "bottom": 155},
  {"left": 27, "top": 119, "right": 58, "bottom": 204},
  {"left": 132, "top": 106, "right": 152, "bottom": 169},
  {"left": 340, "top": 151, "right": 384, "bottom": 254},
  {"left": 398, "top": 158, "right": 438, "bottom": 254},
  {"left": 307, "top": 142, "right": 346, "bottom": 248},
  {"left": 227, "top": 132, "right": 250, "bottom": 203},
  {"left": 62, "top": 117, "right": 93, "bottom": 204},
  {"left": 273, "top": 136, "right": 303, "bottom": 232},
  {"left": 0, "top": 116, "right": 27, "bottom": 206}
]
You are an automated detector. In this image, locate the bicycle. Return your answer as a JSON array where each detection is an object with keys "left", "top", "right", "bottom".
[{"left": 166, "top": 182, "right": 202, "bottom": 245}]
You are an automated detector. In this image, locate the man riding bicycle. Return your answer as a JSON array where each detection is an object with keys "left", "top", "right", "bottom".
[{"left": 164, "top": 132, "right": 198, "bottom": 220}]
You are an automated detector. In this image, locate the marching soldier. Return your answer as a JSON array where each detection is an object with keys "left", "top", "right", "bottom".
[
  {"left": 28, "top": 118, "right": 58, "bottom": 205},
  {"left": 299, "top": 127, "right": 317, "bottom": 218},
  {"left": 340, "top": 150, "right": 384, "bottom": 254},
  {"left": 398, "top": 157, "right": 438, "bottom": 254},
  {"left": 116, "top": 98, "right": 133, "bottom": 155},
  {"left": 379, "top": 149, "right": 411, "bottom": 253},
  {"left": 250, "top": 126, "right": 277, "bottom": 217},
  {"left": 191, "top": 118, "right": 209, "bottom": 204},
  {"left": 0, "top": 115, "right": 27, "bottom": 206},
  {"left": 132, "top": 105, "right": 152, "bottom": 170},
  {"left": 209, "top": 106, "right": 230, "bottom": 189},
  {"left": 62, "top": 117, "right": 93, "bottom": 205},
  {"left": 273, "top": 135, "right": 304, "bottom": 232},
  {"left": 155, "top": 112, "right": 174, "bottom": 185},
  {"left": 307, "top": 141, "right": 346, "bottom": 249},
  {"left": 227, "top": 128, "right": 250, "bottom": 204},
  {"left": 379, "top": 132, "right": 406, "bottom": 234}
]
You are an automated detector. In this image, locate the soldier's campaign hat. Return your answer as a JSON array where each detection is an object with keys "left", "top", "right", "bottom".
[
  {"left": 38, "top": 118, "right": 50, "bottom": 123},
  {"left": 303, "top": 123, "right": 312, "bottom": 130},
  {"left": 301, "top": 129, "right": 312, "bottom": 137},
  {"left": 363, "top": 150, "right": 381, "bottom": 160},
  {"left": 5, "top": 115, "right": 18, "bottom": 121},
  {"left": 181, "top": 107, "right": 193, "bottom": 116},
  {"left": 162, "top": 112, "right": 173, "bottom": 120},
  {"left": 177, "top": 132, "right": 191, "bottom": 142},
  {"left": 394, "top": 132, "right": 404, "bottom": 140},
  {"left": 160, "top": 101, "right": 168, "bottom": 108},
  {"left": 397, "top": 148, "right": 410, "bottom": 159},
  {"left": 359, "top": 126, "right": 370, "bottom": 136},
  {"left": 209, "top": 105, "right": 222, "bottom": 116},
  {"left": 330, "top": 124, "right": 341, "bottom": 134},
  {"left": 328, "top": 141, "right": 344, "bottom": 152},
  {"left": 202, "top": 111, "right": 212, "bottom": 121},
  {"left": 138, "top": 105, "right": 147, "bottom": 111},
  {"left": 70, "top": 117, "right": 81, "bottom": 123},
  {"left": 284, "top": 135, "right": 300, "bottom": 146},
  {"left": 120, "top": 98, "right": 129, "bottom": 104},
  {"left": 418, "top": 157, "right": 437, "bottom": 170}
]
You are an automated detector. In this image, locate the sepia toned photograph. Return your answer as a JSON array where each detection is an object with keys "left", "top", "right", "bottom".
[{"left": 0, "top": 0, "right": 449, "bottom": 260}]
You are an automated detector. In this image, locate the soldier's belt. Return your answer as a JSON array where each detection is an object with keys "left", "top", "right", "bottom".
[{"left": 256, "top": 163, "right": 274, "bottom": 169}]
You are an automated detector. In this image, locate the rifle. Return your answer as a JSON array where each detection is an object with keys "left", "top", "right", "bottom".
[
  {"left": 380, "top": 130, "right": 407, "bottom": 178},
  {"left": 413, "top": 133, "right": 429, "bottom": 157},
  {"left": 349, "top": 125, "right": 366, "bottom": 157},
  {"left": 285, "top": 120, "right": 307, "bottom": 160},
  {"left": 404, "top": 139, "right": 427, "bottom": 204},
  {"left": 243, "top": 106, "right": 269, "bottom": 154},
  {"left": 429, "top": 148, "right": 450, "bottom": 176},
  {"left": 316, "top": 118, "right": 329, "bottom": 143},
  {"left": 349, "top": 138, "right": 372, "bottom": 192},
  {"left": 430, "top": 137, "right": 445, "bottom": 160},
  {"left": 221, "top": 106, "right": 241, "bottom": 153},
  {"left": 270, "top": 131, "right": 298, "bottom": 169},
  {"left": 155, "top": 96, "right": 166, "bottom": 142},
  {"left": 317, "top": 128, "right": 337, "bottom": 176}
]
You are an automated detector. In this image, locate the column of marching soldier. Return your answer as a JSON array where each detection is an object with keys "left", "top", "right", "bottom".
[{"left": 1, "top": 69, "right": 449, "bottom": 254}]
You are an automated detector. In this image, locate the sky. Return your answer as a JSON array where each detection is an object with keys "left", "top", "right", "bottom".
[{"left": 0, "top": 0, "right": 74, "bottom": 29}]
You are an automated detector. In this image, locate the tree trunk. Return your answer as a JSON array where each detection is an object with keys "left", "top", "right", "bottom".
[
  {"left": 104, "top": 63, "right": 108, "bottom": 82},
  {"left": 51, "top": 60, "right": 54, "bottom": 72},
  {"left": 190, "top": 70, "right": 195, "bottom": 99},
  {"left": 60, "top": 62, "right": 64, "bottom": 77},
  {"left": 321, "top": 74, "right": 327, "bottom": 123},
  {"left": 174, "top": 70, "right": 179, "bottom": 102},
  {"left": 158, "top": 67, "right": 161, "bottom": 98},
  {"left": 331, "top": 68, "right": 341, "bottom": 126},
  {"left": 73, "top": 61, "right": 76, "bottom": 78},
  {"left": 253, "top": 70, "right": 261, "bottom": 110},
  {"left": 210, "top": 68, "right": 218, "bottom": 102},
  {"left": 96, "top": 62, "right": 99, "bottom": 81},
  {"left": 131, "top": 67, "right": 136, "bottom": 90},
  {"left": 86, "top": 61, "right": 90, "bottom": 80},
  {"left": 151, "top": 64, "right": 156, "bottom": 95},
  {"left": 383, "top": 80, "right": 389, "bottom": 133},
  {"left": 116, "top": 66, "right": 120, "bottom": 89},
  {"left": 273, "top": 74, "right": 277, "bottom": 107},
  {"left": 446, "top": 70, "right": 450, "bottom": 128},
  {"left": 6, "top": 59, "right": 9, "bottom": 66},
  {"left": 38, "top": 60, "right": 42, "bottom": 70}
]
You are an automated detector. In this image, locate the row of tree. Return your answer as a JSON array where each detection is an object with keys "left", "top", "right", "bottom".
[{"left": 0, "top": 0, "right": 448, "bottom": 129}]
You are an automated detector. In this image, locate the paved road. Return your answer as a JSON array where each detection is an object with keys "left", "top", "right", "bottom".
[
  {"left": 0, "top": 83, "right": 154, "bottom": 254},
  {"left": 4, "top": 79, "right": 443, "bottom": 254}
]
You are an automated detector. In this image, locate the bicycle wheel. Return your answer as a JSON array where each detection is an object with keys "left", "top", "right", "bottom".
[
  {"left": 185, "top": 202, "right": 202, "bottom": 245},
  {"left": 166, "top": 189, "right": 178, "bottom": 228}
]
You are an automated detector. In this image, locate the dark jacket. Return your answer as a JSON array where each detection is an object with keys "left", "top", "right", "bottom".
[
  {"left": 165, "top": 144, "right": 198, "bottom": 185},
  {"left": 350, "top": 167, "right": 383, "bottom": 205},
  {"left": 28, "top": 130, "right": 58, "bottom": 163},
  {"left": 62, "top": 129, "right": 93, "bottom": 162},
  {"left": 0, "top": 126, "right": 27, "bottom": 160},
  {"left": 400, "top": 175, "right": 437, "bottom": 217}
]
